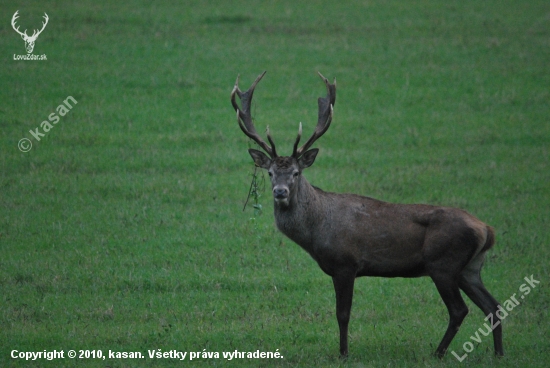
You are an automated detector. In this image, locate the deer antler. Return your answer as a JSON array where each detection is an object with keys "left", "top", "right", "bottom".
[
  {"left": 31, "top": 13, "right": 49, "bottom": 40},
  {"left": 11, "top": 11, "right": 26, "bottom": 38},
  {"left": 11, "top": 11, "right": 48, "bottom": 40},
  {"left": 231, "top": 71, "right": 278, "bottom": 158},
  {"left": 292, "top": 72, "right": 336, "bottom": 158}
]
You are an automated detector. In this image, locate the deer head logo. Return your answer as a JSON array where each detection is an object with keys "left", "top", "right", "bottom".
[{"left": 11, "top": 10, "right": 49, "bottom": 54}]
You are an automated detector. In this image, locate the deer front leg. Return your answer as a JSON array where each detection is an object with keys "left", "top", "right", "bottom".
[{"left": 332, "top": 273, "right": 356, "bottom": 357}]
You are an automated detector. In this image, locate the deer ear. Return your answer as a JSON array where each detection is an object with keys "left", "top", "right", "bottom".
[
  {"left": 299, "top": 148, "right": 319, "bottom": 169},
  {"left": 248, "top": 149, "right": 272, "bottom": 169}
]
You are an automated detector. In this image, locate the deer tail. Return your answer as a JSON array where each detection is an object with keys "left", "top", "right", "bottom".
[{"left": 481, "top": 225, "right": 496, "bottom": 252}]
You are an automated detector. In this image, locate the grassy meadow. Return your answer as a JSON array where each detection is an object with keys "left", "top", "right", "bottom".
[{"left": 1, "top": 0, "right": 549, "bottom": 366}]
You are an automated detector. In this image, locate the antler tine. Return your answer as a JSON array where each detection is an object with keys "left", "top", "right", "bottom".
[
  {"left": 230, "top": 75, "right": 241, "bottom": 111},
  {"left": 293, "top": 72, "right": 336, "bottom": 158},
  {"left": 11, "top": 10, "right": 27, "bottom": 37},
  {"left": 266, "top": 126, "right": 278, "bottom": 157},
  {"left": 36, "top": 13, "right": 49, "bottom": 36},
  {"left": 292, "top": 122, "right": 302, "bottom": 158},
  {"left": 231, "top": 71, "right": 277, "bottom": 158}
]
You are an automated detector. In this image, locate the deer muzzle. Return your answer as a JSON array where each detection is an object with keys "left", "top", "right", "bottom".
[{"left": 273, "top": 186, "right": 289, "bottom": 205}]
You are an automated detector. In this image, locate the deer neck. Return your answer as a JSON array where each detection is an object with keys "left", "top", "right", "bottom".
[{"left": 273, "top": 176, "right": 323, "bottom": 252}]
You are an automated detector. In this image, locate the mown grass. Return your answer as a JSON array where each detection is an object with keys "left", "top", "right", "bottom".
[{"left": 1, "top": 0, "right": 549, "bottom": 367}]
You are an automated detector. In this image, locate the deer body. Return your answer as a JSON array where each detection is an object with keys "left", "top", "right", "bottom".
[
  {"left": 274, "top": 178, "right": 491, "bottom": 279},
  {"left": 231, "top": 72, "right": 503, "bottom": 359}
]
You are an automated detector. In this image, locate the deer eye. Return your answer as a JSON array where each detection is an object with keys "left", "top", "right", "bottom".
[
  {"left": 268, "top": 171, "right": 273, "bottom": 177},
  {"left": 293, "top": 171, "right": 300, "bottom": 177}
]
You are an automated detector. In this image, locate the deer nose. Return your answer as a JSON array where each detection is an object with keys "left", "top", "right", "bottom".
[{"left": 273, "top": 187, "right": 289, "bottom": 199}]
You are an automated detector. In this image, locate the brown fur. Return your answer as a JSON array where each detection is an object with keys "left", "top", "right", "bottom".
[
  {"left": 265, "top": 157, "right": 503, "bottom": 358},
  {"left": 233, "top": 71, "right": 502, "bottom": 359}
]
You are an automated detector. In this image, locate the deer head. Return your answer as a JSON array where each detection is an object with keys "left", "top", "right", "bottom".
[
  {"left": 11, "top": 10, "right": 49, "bottom": 54},
  {"left": 231, "top": 72, "right": 336, "bottom": 207}
]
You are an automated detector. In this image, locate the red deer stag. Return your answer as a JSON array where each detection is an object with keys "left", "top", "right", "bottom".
[{"left": 231, "top": 71, "right": 503, "bottom": 358}]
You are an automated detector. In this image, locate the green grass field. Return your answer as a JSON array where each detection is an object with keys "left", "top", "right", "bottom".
[{"left": 1, "top": 1, "right": 549, "bottom": 366}]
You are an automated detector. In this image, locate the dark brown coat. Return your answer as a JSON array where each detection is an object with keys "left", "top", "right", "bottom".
[{"left": 232, "top": 72, "right": 503, "bottom": 358}]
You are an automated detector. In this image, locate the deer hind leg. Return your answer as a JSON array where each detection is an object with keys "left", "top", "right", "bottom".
[
  {"left": 430, "top": 272, "right": 469, "bottom": 358},
  {"left": 459, "top": 252, "right": 504, "bottom": 356}
]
